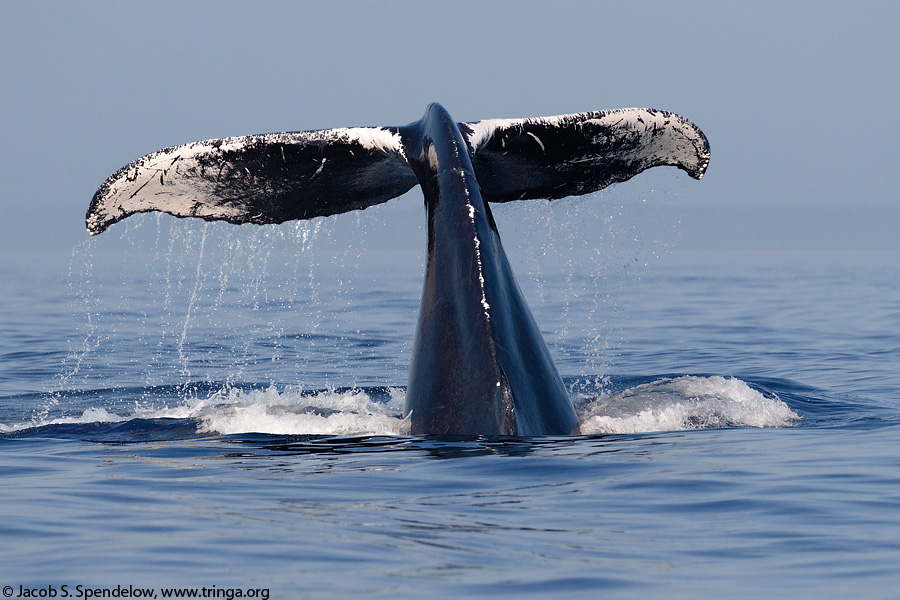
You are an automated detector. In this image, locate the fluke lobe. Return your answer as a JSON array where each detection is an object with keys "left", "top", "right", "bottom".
[{"left": 87, "top": 103, "right": 709, "bottom": 436}]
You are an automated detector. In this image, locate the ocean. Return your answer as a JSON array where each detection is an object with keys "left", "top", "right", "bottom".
[{"left": 2, "top": 196, "right": 899, "bottom": 599}]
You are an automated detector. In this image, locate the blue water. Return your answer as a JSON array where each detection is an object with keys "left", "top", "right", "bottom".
[{"left": 2, "top": 203, "right": 899, "bottom": 599}]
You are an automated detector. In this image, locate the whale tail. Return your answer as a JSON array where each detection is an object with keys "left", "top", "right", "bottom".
[
  {"left": 85, "top": 104, "right": 710, "bottom": 436},
  {"left": 86, "top": 108, "right": 708, "bottom": 235}
]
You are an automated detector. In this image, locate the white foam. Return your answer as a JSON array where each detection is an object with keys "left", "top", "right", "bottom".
[
  {"left": 7, "top": 376, "right": 797, "bottom": 437},
  {"left": 0, "top": 406, "right": 128, "bottom": 433},
  {"left": 4, "top": 387, "right": 409, "bottom": 436},
  {"left": 577, "top": 375, "right": 799, "bottom": 434},
  {"left": 156, "top": 385, "right": 410, "bottom": 436}
]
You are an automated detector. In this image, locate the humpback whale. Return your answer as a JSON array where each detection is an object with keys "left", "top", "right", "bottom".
[{"left": 87, "top": 103, "right": 709, "bottom": 436}]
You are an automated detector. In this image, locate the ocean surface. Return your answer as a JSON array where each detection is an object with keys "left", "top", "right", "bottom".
[{"left": 2, "top": 198, "right": 899, "bottom": 599}]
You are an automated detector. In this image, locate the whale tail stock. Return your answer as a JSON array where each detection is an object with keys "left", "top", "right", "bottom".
[{"left": 85, "top": 105, "right": 709, "bottom": 235}]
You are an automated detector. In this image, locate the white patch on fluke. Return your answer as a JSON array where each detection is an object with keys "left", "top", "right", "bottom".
[
  {"left": 465, "top": 117, "right": 522, "bottom": 150},
  {"left": 335, "top": 127, "right": 404, "bottom": 156},
  {"left": 526, "top": 131, "right": 545, "bottom": 152}
]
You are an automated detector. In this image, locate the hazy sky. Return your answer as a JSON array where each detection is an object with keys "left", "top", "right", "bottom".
[{"left": 2, "top": 1, "right": 898, "bottom": 267}]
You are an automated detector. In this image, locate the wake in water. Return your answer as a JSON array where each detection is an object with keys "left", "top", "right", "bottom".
[{"left": 2, "top": 376, "right": 798, "bottom": 439}]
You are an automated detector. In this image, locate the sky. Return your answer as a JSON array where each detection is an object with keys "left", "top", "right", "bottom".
[{"left": 1, "top": 0, "right": 898, "bottom": 270}]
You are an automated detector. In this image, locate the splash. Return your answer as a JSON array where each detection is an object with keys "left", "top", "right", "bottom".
[
  {"left": 5, "top": 376, "right": 799, "bottom": 438},
  {"left": 577, "top": 375, "right": 799, "bottom": 434},
  {"left": 156, "top": 385, "right": 410, "bottom": 436}
]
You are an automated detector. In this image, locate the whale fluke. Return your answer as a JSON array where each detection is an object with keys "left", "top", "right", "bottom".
[
  {"left": 86, "top": 103, "right": 709, "bottom": 436},
  {"left": 462, "top": 108, "right": 709, "bottom": 203},
  {"left": 86, "top": 128, "right": 418, "bottom": 235},
  {"left": 87, "top": 108, "right": 708, "bottom": 236}
]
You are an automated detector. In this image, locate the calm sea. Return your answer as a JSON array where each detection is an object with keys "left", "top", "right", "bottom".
[{"left": 2, "top": 200, "right": 899, "bottom": 599}]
